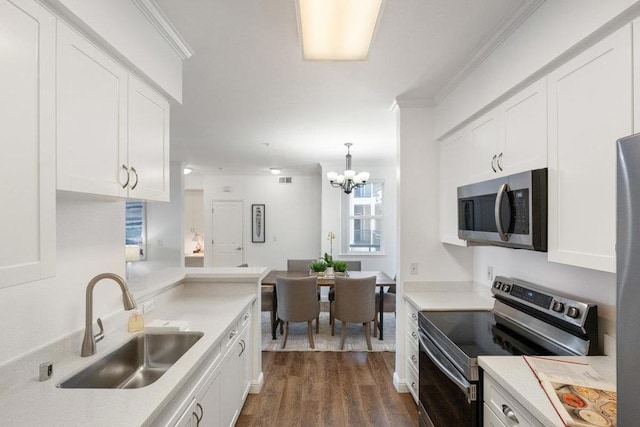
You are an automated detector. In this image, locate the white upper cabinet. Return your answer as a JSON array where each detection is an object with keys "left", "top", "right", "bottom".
[
  {"left": 468, "top": 79, "right": 547, "bottom": 183},
  {"left": 57, "top": 21, "right": 170, "bottom": 202},
  {"left": 501, "top": 79, "right": 547, "bottom": 175},
  {"left": 547, "top": 25, "right": 632, "bottom": 273},
  {"left": 0, "top": 0, "right": 56, "bottom": 288},
  {"left": 439, "top": 129, "right": 470, "bottom": 246},
  {"left": 468, "top": 107, "right": 501, "bottom": 182},
  {"left": 57, "top": 21, "right": 128, "bottom": 198},
  {"left": 128, "top": 76, "right": 170, "bottom": 201}
]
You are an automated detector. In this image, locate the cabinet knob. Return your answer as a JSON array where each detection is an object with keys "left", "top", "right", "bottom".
[{"left": 501, "top": 404, "right": 519, "bottom": 423}]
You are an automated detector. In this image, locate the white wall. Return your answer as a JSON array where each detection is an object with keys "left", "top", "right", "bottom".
[
  {"left": 435, "top": 0, "right": 640, "bottom": 138},
  {"left": 194, "top": 174, "right": 322, "bottom": 270},
  {"left": 396, "top": 104, "right": 474, "bottom": 283},
  {"left": 320, "top": 163, "right": 397, "bottom": 276},
  {"left": 0, "top": 193, "right": 126, "bottom": 366}
]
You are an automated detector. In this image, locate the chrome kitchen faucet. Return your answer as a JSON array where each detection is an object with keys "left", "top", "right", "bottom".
[{"left": 81, "top": 273, "right": 136, "bottom": 357}]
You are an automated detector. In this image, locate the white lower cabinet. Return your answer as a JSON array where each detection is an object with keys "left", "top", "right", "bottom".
[
  {"left": 483, "top": 373, "right": 544, "bottom": 427},
  {"left": 154, "top": 303, "right": 253, "bottom": 427},
  {"left": 405, "top": 301, "right": 419, "bottom": 404}
]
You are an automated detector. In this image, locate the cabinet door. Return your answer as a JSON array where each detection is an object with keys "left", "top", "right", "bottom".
[
  {"left": 173, "top": 398, "right": 199, "bottom": 427},
  {"left": 0, "top": 0, "right": 56, "bottom": 288},
  {"left": 56, "top": 21, "right": 128, "bottom": 197},
  {"left": 219, "top": 343, "right": 241, "bottom": 427},
  {"left": 239, "top": 327, "right": 251, "bottom": 402},
  {"left": 128, "top": 76, "right": 170, "bottom": 201},
  {"left": 547, "top": 25, "right": 632, "bottom": 272},
  {"left": 468, "top": 108, "right": 501, "bottom": 182},
  {"left": 197, "top": 368, "right": 221, "bottom": 427},
  {"left": 501, "top": 78, "right": 547, "bottom": 175},
  {"left": 439, "top": 129, "right": 470, "bottom": 246}
]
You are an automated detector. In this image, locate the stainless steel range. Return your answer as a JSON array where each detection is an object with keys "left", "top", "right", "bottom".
[{"left": 417, "top": 276, "right": 599, "bottom": 427}]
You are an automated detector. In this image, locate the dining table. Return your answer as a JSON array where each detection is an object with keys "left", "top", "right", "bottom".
[{"left": 261, "top": 270, "right": 396, "bottom": 340}]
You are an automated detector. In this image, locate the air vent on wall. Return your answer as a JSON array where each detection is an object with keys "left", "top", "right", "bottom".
[{"left": 278, "top": 176, "right": 293, "bottom": 184}]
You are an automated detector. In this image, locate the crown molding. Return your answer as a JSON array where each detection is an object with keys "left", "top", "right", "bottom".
[
  {"left": 434, "top": 0, "right": 545, "bottom": 103},
  {"left": 391, "top": 97, "right": 434, "bottom": 111},
  {"left": 132, "top": 0, "right": 194, "bottom": 59}
]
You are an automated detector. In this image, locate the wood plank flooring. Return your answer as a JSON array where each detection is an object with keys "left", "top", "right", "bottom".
[{"left": 236, "top": 352, "right": 419, "bottom": 427}]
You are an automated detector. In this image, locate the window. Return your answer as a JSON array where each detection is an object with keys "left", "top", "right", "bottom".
[{"left": 342, "top": 181, "right": 383, "bottom": 253}]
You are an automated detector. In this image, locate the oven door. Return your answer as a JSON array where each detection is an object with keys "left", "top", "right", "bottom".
[{"left": 418, "top": 330, "right": 478, "bottom": 427}]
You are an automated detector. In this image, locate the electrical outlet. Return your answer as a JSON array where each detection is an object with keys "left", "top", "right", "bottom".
[
  {"left": 487, "top": 266, "right": 494, "bottom": 281},
  {"left": 142, "top": 299, "right": 155, "bottom": 314},
  {"left": 410, "top": 263, "right": 418, "bottom": 275}
]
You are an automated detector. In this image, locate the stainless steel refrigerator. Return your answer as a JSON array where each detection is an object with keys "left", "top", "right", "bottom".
[{"left": 616, "top": 133, "right": 640, "bottom": 426}]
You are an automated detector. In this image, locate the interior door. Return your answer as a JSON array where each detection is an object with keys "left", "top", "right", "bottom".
[{"left": 211, "top": 201, "right": 244, "bottom": 267}]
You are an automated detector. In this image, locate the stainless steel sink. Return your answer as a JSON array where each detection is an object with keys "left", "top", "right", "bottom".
[{"left": 58, "top": 331, "right": 204, "bottom": 389}]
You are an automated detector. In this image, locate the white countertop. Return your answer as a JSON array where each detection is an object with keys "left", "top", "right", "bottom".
[
  {"left": 403, "top": 281, "right": 495, "bottom": 311},
  {"left": 479, "top": 355, "right": 616, "bottom": 426},
  {"left": 0, "top": 269, "right": 266, "bottom": 427}
]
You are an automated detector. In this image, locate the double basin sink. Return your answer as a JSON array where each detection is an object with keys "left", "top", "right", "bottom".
[{"left": 58, "top": 331, "right": 204, "bottom": 389}]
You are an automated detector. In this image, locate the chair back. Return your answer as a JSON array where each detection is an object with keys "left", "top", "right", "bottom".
[
  {"left": 287, "top": 259, "right": 315, "bottom": 272},
  {"left": 334, "top": 276, "right": 376, "bottom": 323},
  {"left": 276, "top": 276, "right": 320, "bottom": 322},
  {"left": 342, "top": 260, "right": 361, "bottom": 271}
]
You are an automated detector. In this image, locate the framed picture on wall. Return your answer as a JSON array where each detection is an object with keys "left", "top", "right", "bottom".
[{"left": 252, "top": 204, "right": 265, "bottom": 243}]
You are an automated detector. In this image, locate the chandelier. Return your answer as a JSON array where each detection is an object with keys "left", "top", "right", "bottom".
[{"left": 326, "top": 143, "right": 369, "bottom": 194}]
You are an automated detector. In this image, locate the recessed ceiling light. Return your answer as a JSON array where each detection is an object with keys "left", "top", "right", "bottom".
[
  {"left": 270, "top": 168, "right": 282, "bottom": 175},
  {"left": 183, "top": 168, "right": 193, "bottom": 175},
  {"left": 298, "top": 0, "right": 383, "bottom": 61}
]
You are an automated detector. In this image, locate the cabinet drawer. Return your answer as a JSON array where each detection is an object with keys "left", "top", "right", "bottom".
[
  {"left": 406, "top": 337, "right": 419, "bottom": 373},
  {"left": 483, "top": 374, "right": 543, "bottom": 427},
  {"left": 406, "top": 359, "right": 419, "bottom": 403}
]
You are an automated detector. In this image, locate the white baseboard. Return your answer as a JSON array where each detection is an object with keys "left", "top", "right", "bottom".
[{"left": 394, "top": 371, "right": 410, "bottom": 393}]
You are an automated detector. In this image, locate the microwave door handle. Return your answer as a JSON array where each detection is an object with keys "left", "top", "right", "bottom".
[
  {"left": 495, "top": 183, "right": 510, "bottom": 241},
  {"left": 419, "top": 332, "right": 473, "bottom": 401}
]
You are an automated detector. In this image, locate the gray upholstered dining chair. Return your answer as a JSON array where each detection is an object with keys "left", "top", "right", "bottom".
[
  {"left": 287, "top": 259, "right": 316, "bottom": 272},
  {"left": 374, "top": 283, "right": 396, "bottom": 338},
  {"left": 328, "top": 259, "right": 361, "bottom": 322},
  {"left": 330, "top": 275, "right": 376, "bottom": 350},
  {"left": 275, "top": 276, "right": 320, "bottom": 349}
]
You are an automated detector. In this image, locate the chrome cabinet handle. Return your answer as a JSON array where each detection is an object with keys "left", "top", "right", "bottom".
[
  {"left": 491, "top": 154, "right": 497, "bottom": 172},
  {"left": 501, "top": 404, "right": 519, "bottom": 423},
  {"left": 120, "top": 164, "right": 130, "bottom": 189},
  {"left": 411, "top": 313, "right": 417, "bottom": 321},
  {"left": 411, "top": 355, "right": 418, "bottom": 365},
  {"left": 411, "top": 331, "right": 418, "bottom": 339},
  {"left": 497, "top": 152, "right": 504, "bottom": 171},
  {"left": 244, "top": 313, "right": 250, "bottom": 321},
  {"left": 239, "top": 339, "right": 246, "bottom": 356},
  {"left": 130, "top": 167, "right": 139, "bottom": 190},
  {"left": 411, "top": 382, "right": 417, "bottom": 390},
  {"left": 194, "top": 402, "right": 203, "bottom": 426},
  {"left": 494, "top": 183, "right": 510, "bottom": 242},
  {"left": 229, "top": 329, "right": 237, "bottom": 340}
]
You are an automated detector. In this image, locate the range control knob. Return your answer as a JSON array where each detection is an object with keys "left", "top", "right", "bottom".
[
  {"left": 552, "top": 301, "right": 565, "bottom": 313},
  {"left": 494, "top": 282, "right": 502, "bottom": 289},
  {"left": 501, "top": 283, "right": 511, "bottom": 292},
  {"left": 566, "top": 306, "right": 580, "bottom": 318}
]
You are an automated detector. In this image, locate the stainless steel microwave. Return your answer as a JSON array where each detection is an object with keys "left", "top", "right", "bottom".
[{"left": 457, "top": 168, "right": 547, "bottom": 251}]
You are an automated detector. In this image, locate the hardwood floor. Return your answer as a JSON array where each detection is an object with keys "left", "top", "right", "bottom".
[{"left": 236, "top": 352, "right": 419, "bottom": 427}]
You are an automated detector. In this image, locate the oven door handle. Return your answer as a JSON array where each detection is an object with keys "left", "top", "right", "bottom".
[
  {"left": 494, "top": 183, "right": 510, "bottom": 242},
  {"left": 419, "top": 331, "right": 474, "bottom": 401}
]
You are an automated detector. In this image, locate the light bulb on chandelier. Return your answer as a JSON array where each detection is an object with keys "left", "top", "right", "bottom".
[{"left": 327, "top": 143, "right": 369, "bottom": 194}]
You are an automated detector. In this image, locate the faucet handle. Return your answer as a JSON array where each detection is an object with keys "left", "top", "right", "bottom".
[{"left": 95, "top": 318, "right": 105, "bottom": 343}]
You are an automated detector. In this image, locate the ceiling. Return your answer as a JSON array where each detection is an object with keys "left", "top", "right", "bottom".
[{"left": 154, "top": 0, "right": 535, "bottom": 176}]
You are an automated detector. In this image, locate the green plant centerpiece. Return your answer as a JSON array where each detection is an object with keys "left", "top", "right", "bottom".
[
  {"left": 310, "top": 260, "right": 328, "bottom": 276},
  {"left": 323, "top": 252, "right": 334, "bottom": 267},
  {"left": 332, "top": 260, "right": 348, "bottom": 276}
]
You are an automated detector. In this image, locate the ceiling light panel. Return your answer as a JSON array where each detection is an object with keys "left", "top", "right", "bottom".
[{"left": 299, "top": 0, "right": 383, "bottom": 61}]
